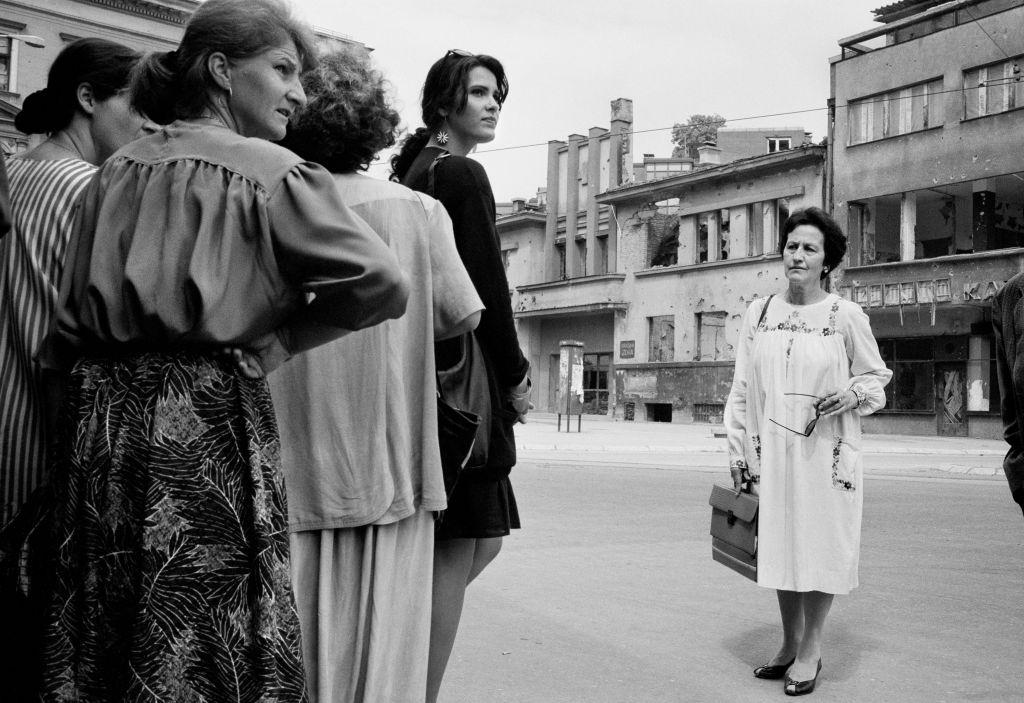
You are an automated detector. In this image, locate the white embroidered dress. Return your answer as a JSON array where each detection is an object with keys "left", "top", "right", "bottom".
[{"left": 724, "top": 293, "right": 892, "bottom": 595}]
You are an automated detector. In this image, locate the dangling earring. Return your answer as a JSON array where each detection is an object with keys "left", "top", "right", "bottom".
[{"left": 435, "top": 128, "right": 449, "bottom": 145}]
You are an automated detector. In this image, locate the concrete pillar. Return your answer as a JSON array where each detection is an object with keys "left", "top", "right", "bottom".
[
  {"left": 544, "top": 140, "right": 564, "bottom": 281},
  {"left": 706, "top": 212, "right": 721, "bottom": 262},
  {"left": 586, "top": 127, "right": 606, "bottom": 275},
  {"left": 678, "top": 215, "right": 696, "bottom": 265},
  {"left": 607, "top": 100, "right": 632, "bottom": 274},
  {"left": 565, "top": 134, "right": 584, "bottom": 278},
  {"left": 763, "top": 202, "right": 777, "bottom": 256},
  {"left": 900, "top": 191, "right": 917, "bottom": 261}
]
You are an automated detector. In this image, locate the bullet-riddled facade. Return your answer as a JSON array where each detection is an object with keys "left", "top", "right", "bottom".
[
  {"left": 830, "top": 0, "right": 1024, "bottom": 438},
  {"left": 499, "top": 94, "right": 824, "bottom": 421}
]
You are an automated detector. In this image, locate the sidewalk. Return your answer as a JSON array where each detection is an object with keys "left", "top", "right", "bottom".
[{"left": 516, "top": 411, "right": 1006, "bottom": 457}]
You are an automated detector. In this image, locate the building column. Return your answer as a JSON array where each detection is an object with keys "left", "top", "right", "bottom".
[
  {"left": 544, "top": 140, "right": 563, "bottom": 281},
  {"left": 973, "top": 179, "right": 996, "bottom": 252},
  {"left": 678, "top": 215, "right": 696, "bottom": 265},
  {"left": 565, "top": 134, "right": 584, "bottom": 278},
  {"left": 585, "top": 127, "right": 606, "bottom": 275},
  {"left": 763, "top": 201, "right": 776, "bottom": 256},
  {"left": 706, "top": 212, "right": 721, "bottom": 262},
  {"left": 607, "top": 99, "right": 633, "bottom": 274},
  {"left": 900, "top": 191, "right": 917, "bottom": 261}
]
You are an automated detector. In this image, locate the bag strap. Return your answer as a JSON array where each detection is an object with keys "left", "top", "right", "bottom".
[
  {"left": 426, "top": 152, "right": 450, "bottom": 198},
  {"left": 756, "top": 294, "right": 774, "bottom": 330}
]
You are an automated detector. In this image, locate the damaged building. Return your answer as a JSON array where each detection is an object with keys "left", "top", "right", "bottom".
[
  {"left": 498, "top": 95, "right": 820, "bottom": 420},
  {"left": 829, "top": 0, "right": 1024, "bottom": 438}
]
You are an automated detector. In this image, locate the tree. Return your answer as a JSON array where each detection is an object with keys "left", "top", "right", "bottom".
[{"left": 671, "top": 113, "right": 726, "bottom": 160}]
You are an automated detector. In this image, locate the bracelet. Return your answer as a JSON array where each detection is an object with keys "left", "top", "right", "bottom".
[{"left": 849, "top": 384, "right": 867, "bottom": 408}]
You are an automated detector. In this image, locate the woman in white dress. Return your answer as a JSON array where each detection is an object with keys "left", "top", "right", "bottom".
[{"left": 724, "top": 207, "right": 891, "bottom": 696}]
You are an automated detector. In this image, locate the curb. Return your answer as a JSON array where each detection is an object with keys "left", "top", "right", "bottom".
[{"left": 518, "top": 443, "right": 1004, "bottom": 457}]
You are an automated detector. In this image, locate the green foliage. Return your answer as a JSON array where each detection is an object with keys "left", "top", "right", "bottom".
[{"left": 671, "top": 113, "right": 726, "bottom": 159}]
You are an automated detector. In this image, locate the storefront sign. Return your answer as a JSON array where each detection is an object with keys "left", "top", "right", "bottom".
[
  {"left": 620, "top": 340, "right": 635, "bottom": 359},
  {"left": 839, "top": 277, "right": 1002, "bottom": 309}
]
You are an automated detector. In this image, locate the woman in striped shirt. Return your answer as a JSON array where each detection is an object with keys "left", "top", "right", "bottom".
[{"left": 0, "top": 38, "right": 153, "bottom": 525}]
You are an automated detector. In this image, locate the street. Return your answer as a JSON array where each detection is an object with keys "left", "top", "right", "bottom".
[{"left": 440, "top": 447, "right": 1022, "bottom": 703}]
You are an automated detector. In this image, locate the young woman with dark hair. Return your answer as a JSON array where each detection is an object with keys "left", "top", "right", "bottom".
[
  {"left": 275, "top": 49, "right": 483, "bottom": 703},
  {"left": 0, "top": 37, "right": 153, "bottom": 527},
  {"left": 392, "top": 50, "right": 530, "bottom": 703},
  {"left": 18, "top": 1, "right": 409, "bottom": 699}
]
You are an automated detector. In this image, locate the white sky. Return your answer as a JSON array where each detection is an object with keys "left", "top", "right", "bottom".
[{"left": 289, "top": 0, "right": 884, "bottom": 201}]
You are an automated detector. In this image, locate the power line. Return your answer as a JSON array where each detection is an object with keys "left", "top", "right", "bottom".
[
  {"left": 366, "top": 75, "right": 1021, "bottom": 168},
  {"left": 960, "top": 4, "right": 1015, "bottom": 62}
]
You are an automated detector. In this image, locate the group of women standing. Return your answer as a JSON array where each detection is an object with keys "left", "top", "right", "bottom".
[
  {"left": 0, "top": 0, "right": 528, "bottom": 701},
  {"left": 0, "top": 0, "right": 895, "bottom": 700}
]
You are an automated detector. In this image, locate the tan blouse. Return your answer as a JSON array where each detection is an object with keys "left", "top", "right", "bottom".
[{"left": 46, "top": 120, "right": 408, "bottom": 368}]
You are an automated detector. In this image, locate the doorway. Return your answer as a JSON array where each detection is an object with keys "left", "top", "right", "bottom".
[{"left": 935, "top": 362, "right": 967, "bottom": 437}]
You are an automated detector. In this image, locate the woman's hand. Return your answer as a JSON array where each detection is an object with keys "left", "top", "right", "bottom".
[
  {"left": 815, "top": 388, "right": 859, "bottom": 417},
  {"left": 219, "top": 347, "right": 265, "bottom": 379},
  {"left": 507, "top": 376, "right": 533, "bottom": 424}
]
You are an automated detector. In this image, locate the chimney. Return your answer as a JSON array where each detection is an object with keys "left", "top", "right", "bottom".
[
  {"left": 512, "top": 198, "right": 526, "bottom": 212},
  {"left": 697, "top": 141, "right": 722, "bottom": 166}
]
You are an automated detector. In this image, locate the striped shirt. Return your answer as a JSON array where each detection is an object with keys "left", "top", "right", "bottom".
[{"left": 0, "top": 157, "right": 95, "bottom": 524}]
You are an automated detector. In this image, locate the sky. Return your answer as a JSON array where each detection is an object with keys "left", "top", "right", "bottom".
[{"left": 288, "top": 0, "right": 886, "bottom": 201}]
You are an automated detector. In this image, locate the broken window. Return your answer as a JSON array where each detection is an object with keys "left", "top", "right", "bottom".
[
  {"left": 648, "top": 315, "right": 675, "bottom": 362},
  {"left": 697, "top": 213, "right": 710, "bottom": 263},
  {"left": 649, "top": 218, "right": 679, "bottom": 267},
  {"left": 878, "top": 339, "right": 935, "bottom": 412},
  {"left": 696, "top": 311, "right": 728, "bottom": 361},
  {"left": 848, "top": 78, "right": 942, "bottom": 145},
  {"left": 964, "top": 55, "right": 1024, "bottom": 119},
  {"left": 850, "top": 172, "right": 1024, "bottom": 265}
]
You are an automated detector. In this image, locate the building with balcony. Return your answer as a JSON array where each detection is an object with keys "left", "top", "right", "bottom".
[
  {"left": 499, "top": 93, "right": 824, "bottom": 420},
  {"left": 0, "top": 0, "right": 368, "bottom": 153},
  {"left": 499, "top": 98, "right": 635, "bottom": 415},
  {"left": 829, "top": 0, "right": 1024, "bottom": 438}
]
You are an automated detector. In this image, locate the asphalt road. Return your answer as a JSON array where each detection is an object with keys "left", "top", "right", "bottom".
[{"left": 439, "top": 457, "right": 1023, "bottom": 703}]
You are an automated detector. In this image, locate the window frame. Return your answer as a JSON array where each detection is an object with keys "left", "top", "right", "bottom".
[
  {"left": 848, "top": 77, "right": 943, "bottom": 145},
  {"left": 963, "top": 54, "right": 1024, "bottom": 121}
]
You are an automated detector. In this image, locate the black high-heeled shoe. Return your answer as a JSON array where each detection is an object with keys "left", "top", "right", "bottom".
[
  {"left": 784, "top": 659, "right": 822, "bottom": 696},
  {"left": 752, "top": 657, "right": 795, "bottom": 680}
]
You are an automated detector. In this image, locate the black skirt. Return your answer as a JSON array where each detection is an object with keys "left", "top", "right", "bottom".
[
  {"left": 435, "top": 473, "right": 520, "bottom": 540},
  {"left": 37, "top": 352, "right": 308, "bottom": 701}
]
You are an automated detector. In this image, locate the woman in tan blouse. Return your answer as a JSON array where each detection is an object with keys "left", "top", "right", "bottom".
[{"left": 27, "top": 0, "right": 407, "bottom": 700}]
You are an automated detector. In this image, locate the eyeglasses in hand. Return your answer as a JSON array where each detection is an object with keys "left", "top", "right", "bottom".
[{"left": 768, "top": 393, "right": 823, "bottom": 437}]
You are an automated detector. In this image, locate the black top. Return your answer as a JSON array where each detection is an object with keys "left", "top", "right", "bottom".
[
  {"left": 403, "top": 146, "right": 529, "bottom": 473},
  {"left": 992, "top": 273, "right": 1024, "bottom": 517}
]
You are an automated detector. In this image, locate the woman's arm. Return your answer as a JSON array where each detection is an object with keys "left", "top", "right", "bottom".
[
  {"left": 842, "top": 302, "right": 893, "bottom": 415},
  {"left": 724, "top": 300, "right": 761, "bottom": 488},
  {"left": 265, "top": 162, "right": 410, "bottom": 366},
  {"left": 434, "top": 157, "right": 529, "bottom": 387}
]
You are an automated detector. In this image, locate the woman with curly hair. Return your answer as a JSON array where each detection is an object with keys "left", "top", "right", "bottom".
[{"left": 275, "top": 50, "right": 482, "bottom": 703}]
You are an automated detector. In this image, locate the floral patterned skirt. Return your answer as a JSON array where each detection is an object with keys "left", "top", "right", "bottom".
[{"left": 38, "top": 352, "right": 307, "bottom": 702}]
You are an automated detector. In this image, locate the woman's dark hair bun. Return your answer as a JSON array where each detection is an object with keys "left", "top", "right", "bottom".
[{"left": 14, "top": 88, "right": 64, "bottom": 135}]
